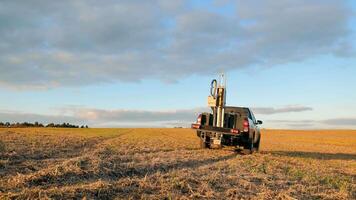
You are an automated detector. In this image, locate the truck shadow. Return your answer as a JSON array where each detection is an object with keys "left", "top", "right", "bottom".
[{"left": 266, "top": 151, "right": 356, "bottom": 161}]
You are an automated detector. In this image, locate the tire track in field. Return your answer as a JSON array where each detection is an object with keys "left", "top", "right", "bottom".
[
  {"left": 1, "top": 130, "right": 134, "bottom": 191},
  {"left": 7, "top": 132, "right": 237, "bottom": 191},
  {"left": 0, "top": 134, "right": 117, "bottom": 177},
  {"left": 10, "top": 149, "right": 237, "bottom": 190},
  {"left": 2, "top": 129, "right": 240, "bottom": 198}
]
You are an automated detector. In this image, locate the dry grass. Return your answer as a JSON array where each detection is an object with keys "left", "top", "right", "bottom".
[{"left": 0, "top": 128, "right": 355, "bottom": 199}]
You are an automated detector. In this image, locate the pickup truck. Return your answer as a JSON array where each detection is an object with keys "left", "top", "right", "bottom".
[{"left": 192, "top": 106, "right": 262, "bottom": 152}]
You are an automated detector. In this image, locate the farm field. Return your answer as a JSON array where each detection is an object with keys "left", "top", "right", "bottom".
[{"left": 0, "top": 128, "right": 355, "bottom": 199}]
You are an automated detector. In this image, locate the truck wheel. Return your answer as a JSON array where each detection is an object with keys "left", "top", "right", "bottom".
[
  {"left": 243, "top": 134, "right": 254, "bottom": 154},
  {"left": 200, "top": 139, "right": 207, "bottom": 148},
  {"left": 197, "top": 131, "right": 201, "bottom": 137},
  {"left": 254, "top": 136, "right": 260, "bottom": 151}
]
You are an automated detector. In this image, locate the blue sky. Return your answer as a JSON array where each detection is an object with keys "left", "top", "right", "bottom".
[{"left": 0, "top": 0, "right": 355, "bottom": 129}]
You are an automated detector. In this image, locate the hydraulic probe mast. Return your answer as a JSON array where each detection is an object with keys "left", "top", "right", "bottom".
[{"left": 207, "top": 73, "right": 227, "bottom": 128}]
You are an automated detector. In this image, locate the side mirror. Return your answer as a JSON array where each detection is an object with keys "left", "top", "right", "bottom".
[{"left": 257, "top": 120, "right": 263, "bottom": 125}]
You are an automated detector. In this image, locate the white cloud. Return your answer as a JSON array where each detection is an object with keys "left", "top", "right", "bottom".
[
  {"left": 1, "top": 105, "right": 355, "bottom": 129},
  {"left": 251, "top": 105, "right": 313, "bottom": 115},
  {"left": 0, "top": 0, "right": 353, "bottom": 89},
  {"left": 0, "top": 105, "right": 316, "bottom": 128},
  {"left": 0, "top": 110, "right": 80, "bottom": 124},
  {"left": 266, "top": 118, "right": 356, "bottom": 129},
  {"left": 321, "top": 118, "right": 356, "bottom": 126}
]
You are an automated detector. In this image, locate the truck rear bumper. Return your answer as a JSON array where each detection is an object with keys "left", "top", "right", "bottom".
[
  {"left": 191, "top": 123, "right": 240, "bottom": 136},
  {"left": 192, "top": 123, "right": 247, "bottom": 147}
]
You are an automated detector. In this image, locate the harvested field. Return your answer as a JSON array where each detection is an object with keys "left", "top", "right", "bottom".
[{"left": 0, "top": 128, "right": 355, "bottom": 199}]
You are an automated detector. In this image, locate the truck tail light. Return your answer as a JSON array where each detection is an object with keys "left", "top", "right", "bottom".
[
  {"left": 243, "top": 118, "right": 249, "bottom": 132},
  {"left": 230, "top": 129, "right": 239, "bottom": 134},
  {"left": 191, "top": 124, "right": 201, "bottom": 129},
  {"left": 197, "top": 114, "right": 202, "bottom": 125}
]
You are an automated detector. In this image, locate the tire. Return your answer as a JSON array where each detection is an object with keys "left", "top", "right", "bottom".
[
  {"left": 243, "top": 133, "right": 255, "bottom": 154},
  {"left": 200, "top": 139, "right": 207, "bottom": 148},
  {"left": 254, "top": 135, "right": 261, "bottom": 152},
  {"left": 197, "top": 131, "right": 201, "bottom": 137}
]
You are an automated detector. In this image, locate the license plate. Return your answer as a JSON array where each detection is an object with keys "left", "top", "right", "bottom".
[{"left": 213, "top": 139, "right": 221, "bottom": 145}]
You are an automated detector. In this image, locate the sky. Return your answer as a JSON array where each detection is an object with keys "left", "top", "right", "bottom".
[{"left": 0, "top": 0, "right": 356, "bottom": 129}]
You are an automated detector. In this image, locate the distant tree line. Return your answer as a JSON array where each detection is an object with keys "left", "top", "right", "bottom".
[{"left": 0, "top": 122, "right": 89, "bottom": 128}]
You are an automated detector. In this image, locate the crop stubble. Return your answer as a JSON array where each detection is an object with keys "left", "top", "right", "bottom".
[{"left": 0, "top": 128, "right": 355, "bottom": 199}]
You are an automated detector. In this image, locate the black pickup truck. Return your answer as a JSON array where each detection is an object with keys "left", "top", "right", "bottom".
[{"left": 192, "top": 106, "right": 262, "bottom": 152}]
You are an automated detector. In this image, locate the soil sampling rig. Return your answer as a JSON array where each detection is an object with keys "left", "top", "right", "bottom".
[{"left": 191, "top": 74, "right": 263, "bottom": 152}]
